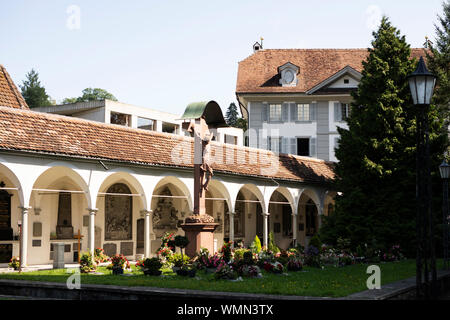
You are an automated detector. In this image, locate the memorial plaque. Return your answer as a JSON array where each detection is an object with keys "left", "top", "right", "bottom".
[
  {"left": 103, "top": 243, "right": 117, "bottom": 256},
  {"left": 95, "top": 226, "right": 102, "bottom": 249},
  {"left": 65, "top": 244, "right": 71, "bottom": 252},
  {"left": 120, "top": 241, "right": 133, "bottom": 256},
  {"left": 33, "top": 222, "right": 42, "bottom": 237},
  {"left": 83, "top": 215, "right": 89, "bottom": 227},
  {"left": 32, "top": 240, "right": 41, "bottom": 247},
  {"left": 56, "top": 192, "right": 73, "bottom": 239},
  {"left": 136, "top": 219, "right": 144, "bottom": 250},
  {"left": 0, "top": 191, "right": 12, "bottom": 241},
  {"left": 299, "top": 223, "right": 304, "bottom": 231},
  {"left": 73, "top": 242, "right": 80, "bottom": 251},
  {"left": 105, "top": 184, "right": 132, "bottom": 240},
  {"left": 0, "top": 243, "right": 12, "bottom": 263}
]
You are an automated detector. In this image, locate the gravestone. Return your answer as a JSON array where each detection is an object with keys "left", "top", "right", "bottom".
[
  {"left": 53, "top": 243, "right": 65, "bottom": 269},
  {"left": 136, "top": 219, "right": 144, "bottom": 254},
  {"left": 120, "top": 242, "right": 133, "bottom": 256},
  {"left": 82, "top": 215, "right": 89, "bottom": 227},
  {"left": 32, "top": 240, "right": 41, "bottom": 247},
  {"left": 95, "top": 226, "right": 102, "bottom": 249},
  {"left": 56, "top": 192, "right": 73, "bottom": 239},
  {"left": 103, "top": 243, "right": 116, "bottom": 257},
  {"left": 64, "top": 244, "right": 71, "bottom": 252},
  {"left": 33, "top": 222, "right": 42, "bottom": 237}
]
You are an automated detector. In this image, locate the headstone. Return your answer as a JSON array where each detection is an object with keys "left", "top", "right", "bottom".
[
  {"left": 103, "top": 243, "right": 117, "bottom": 256},
  {"left": 33, "top": 222, "right": 42, "bottom": 237},
  {"left": 136, "top": 219, "right": 144, "bottom": 250},
  {"left": 56, "top": 192, "right": 73, "bottom": 239},
  {"left": 53, "top": 243, "right": 65, "bottom": 269},
  {"left": 64, "top": 244, "right": 71, "bottom": 252},
  {"left": 120, "top": 242, "right": 133, "bottom": 256},
  {"left": 94, "top": 226, "right": 102, "bottom": 249},
  {"left": 32, "top": 240, "right": 41, "bottom": 247},
  {"left": 83, "top": 215, "right": 89, "bottom": 227}
]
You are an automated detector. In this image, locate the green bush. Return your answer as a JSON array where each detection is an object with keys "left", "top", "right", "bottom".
[
  {"left": 250, "top": 235, "right": 262, "bottom": 254},
  {"left": 268, "top": 231, "right": 280, "bottom": 254},
  {"left": 309, "top": 234, "right": 322, "bottom": 250},
  {"left": 169, "top": 253, "right": 190, "bottom": 267},
  {"left": 243, "top": 251, "right": 255, "bottom": 265},
  {"left": 233, "top": 248, "right": 249, "bottom": 261},
  {"left": 79, "top": 251, "right": 95, "bottom": 273}
]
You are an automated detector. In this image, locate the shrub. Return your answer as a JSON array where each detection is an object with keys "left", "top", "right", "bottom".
[
  {"left": 219, "top": 241, "right": 233, "bottom": 263},
  {"left": 309, "top": 234, "right": 322, "bottom": 250},
  {"left": 243, "top": 250, "right": 255, "bottom": 265},
  {"left": 214, "top": 261, "right": 238, "bottom": 280},
  {"left": 250, "top": 235, "right": 262, "bottom": 254},
  {"left": 160, "top": 232, "right": 176, "bottom": 250},
  {"left": 275, "top": 250, "right": 290, "bottom": 266},
  {"left": 287, "top": 257, "right": 303, "bottom": 271},
  {"left": 110, "top": 254, "right": 130, "bottom": 270},
  {"left": 240, "top": 265, "right": 261, "bottom": 278},
  {"left": 336, "top": 237, "right": 351, "bottom": 253},
  {"left": 304, "top": 245, "right": 321, "bottom": 268},
  {"left": 257, "top": 248, "right": 275, "bottom": 267},
  {"left": 268, "top": 231, "right": 280, "bottom": 254},
  {"left": 169, "top": 253, "right": 191, "bottom": 267},
  {"left": 8, "top": 256, "right": 20, "bottom": 270},
  {"left": 233, "top": 248, "right": 249, "bottom": 261},
  {"left": 136, "top": 257, "right": 162, "bottom": 275},
  {"left": 79, "top": 252, "right": 96, "bottom": 273}
]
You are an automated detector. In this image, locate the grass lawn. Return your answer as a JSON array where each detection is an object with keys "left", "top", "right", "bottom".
[{"left": 0, "top": 259, "right": 443, "bottom": 297}]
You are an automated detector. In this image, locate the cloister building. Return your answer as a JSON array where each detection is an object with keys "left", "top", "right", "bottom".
[{"left": 0, "top": 64, "right": 335, "bottom": 267}]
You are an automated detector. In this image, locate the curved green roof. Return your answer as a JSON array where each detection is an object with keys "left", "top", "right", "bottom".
[{"left": 180, "top": 100, "right": 228, "bottom": 128}]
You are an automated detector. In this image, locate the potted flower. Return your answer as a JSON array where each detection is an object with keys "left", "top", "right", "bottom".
[
  {"left": 8, "top": 256, "right": 20, "bottom": 270},
  {"left": 263, "top": 261, "right": 284, "bottom": 274},
  {"left": 170, "top": 253, "right": 189, "bottom": 273},
  {"left": 79, "top": 252, "right": 96, "bottom": 273},
  {"left": 287, "top": 257, "right": 303, "bottom": 271},
  {"left": 94, "top": 248, "right": 109, "bottom": 264},
  {"left": 110, "top": 254, "right": 130, "bottom": 275},
  {"left": 240, "top": 265, "right": 261, "bottom": 278},
  {"left": 137, "top": 257, "right": 162, "bottom": 276},
  {"left": 214, "top": 261, "right": 237, "bottom": 280}
]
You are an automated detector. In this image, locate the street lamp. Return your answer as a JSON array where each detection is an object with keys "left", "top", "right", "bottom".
[
  {"left": 439, "top": 160, "right": 450, "bottom": 270},
  {"left": 408, "top": 56, "right": 437, "bottom": 299}
]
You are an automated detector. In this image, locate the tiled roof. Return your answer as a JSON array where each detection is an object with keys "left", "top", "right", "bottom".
[
  {"left": 236, "top": 48, "right": 426, "bottom": 94},
  {"left": 0, "top": 65, "right": 28, "bottom": 109},
  {"left": 0, "top": 106, "right": 335, "bottom": 184}
]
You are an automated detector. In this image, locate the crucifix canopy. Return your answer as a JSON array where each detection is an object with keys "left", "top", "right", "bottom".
[{"left": 179, "top": 100, "right": 228, "bottom": 128}]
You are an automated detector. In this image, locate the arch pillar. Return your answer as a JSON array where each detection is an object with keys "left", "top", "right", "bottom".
[
  {"left": 262, "top": 212, "right": 270, "bottom": 248},
  {"left": 228, "top": 211, "right": 235, "bottom": 247},
  {"left": 86, "top": 208, "right": 98, "bottom": 258},
  {"left": 141, "top": 209, "right": 152, "bottom": 258},
  {"left": 19, "top": 206, "right": 31, "bottom": 268}
]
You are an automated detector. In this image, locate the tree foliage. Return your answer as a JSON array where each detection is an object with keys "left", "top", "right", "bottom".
[
  {"left": 320, "top": 17, "right": 447, "bottom": 257},
  {"left": 63, "top": 87, "right": 117, "bottom": 104},
  {"left": 225, "top": 102, "right": 239, "bottom": 126},
  {"left": 20, "top": 69, "right": 52, "bottom": 108}
]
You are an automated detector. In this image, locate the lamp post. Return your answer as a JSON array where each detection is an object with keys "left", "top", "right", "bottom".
[
  {"left": 439, "top": 160, "right": 450, "bottom": 270},
  {"left": 408, "top": 56, "right": 437, "bottom": 299}
]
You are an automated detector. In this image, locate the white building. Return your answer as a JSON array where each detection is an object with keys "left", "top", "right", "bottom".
[
  {"left": 33, "top": 99, "right": 244, "bottom": 146},
  {"left": 236, "top": 45, "right": 424, "bottom": 161}
]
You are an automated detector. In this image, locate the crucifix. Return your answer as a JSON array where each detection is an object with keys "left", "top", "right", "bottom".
[
  {"left": 187, "top": 116, "right": 214, "bottom": 216},
  {"left": 74, "top": 229, "right": 83, "bottom": 263}
]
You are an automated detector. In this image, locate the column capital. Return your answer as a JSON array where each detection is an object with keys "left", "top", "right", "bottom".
[
  {"left": 291, "top": 212, "right": 298, "bottom": 217},
  {"left": 227, "top": 211, "right": 236, "bottom": 216},
  {"left": 140, "top": 209, "right": 152, "bottom": 217},
  {"left": 262, "top": 212, "right": 270, "bottom": 217},
  {"left": 19, "top": 206, "right": 32, "bottom": 212},
  {"left": 86, "top": 208, "right": 98, "bottom": 215}
]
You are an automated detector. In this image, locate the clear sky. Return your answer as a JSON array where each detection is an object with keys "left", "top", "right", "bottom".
[{"left": 0, "top": 0, "right": 445, "bottom": 116}]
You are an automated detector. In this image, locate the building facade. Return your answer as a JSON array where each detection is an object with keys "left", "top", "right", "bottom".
[{"left": 236, "top": 47, "right": 424, "bottom": 161}]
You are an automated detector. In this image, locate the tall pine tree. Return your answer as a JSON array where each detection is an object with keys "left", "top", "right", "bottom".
[
  {"left": 225, "top": 102, "right": 239, "bottom": 127},
  {"left": 20, "top": 69, "right": 52, "bottom": 108},
  {"left": 320, "top": 17, "right": 447, "bottom": 256}
]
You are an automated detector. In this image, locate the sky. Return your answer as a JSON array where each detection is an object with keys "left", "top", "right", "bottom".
[{"left": 0, "top": 0, "right": 446, "bottom": 116}]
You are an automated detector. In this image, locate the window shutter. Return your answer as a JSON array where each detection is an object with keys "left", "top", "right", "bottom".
[
  {"left": 334, "top": 102, "right": 342, "bottom": 122},
  {"left": 262, "top": 103, "right": 268, "bottom": 122},
  {"left": 290, "top": 138, "right": 297, "bottom": 155},
  {"left": 309, "top": 137, "right": 316, "bottom": 157},
  {"left": 310, "top": 102, "right": 317, "bottom": 121},
  {"left": 282, "top": 103, "right": 289, "bottom": 122},
  {"left": 290, "top": 103, "right": 298, "bottom": 122},
  {"left": 281, "top": 137, "right": 289, "bottom": 154}
]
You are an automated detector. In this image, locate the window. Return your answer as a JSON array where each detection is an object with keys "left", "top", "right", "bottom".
[
  {"left": 162, "top": 122, "right": 178, "bottom": 134},
  {"left": 137, "top": 117, "right": 156, "bottom": 131},
  {"left": 224, "top": 134, "right": 237, "bottom": 145},
  {"left": 341, "top": 103, "right": 350, "bottom": 121},
  {"left": 297, "top": 104, "right": 310, "bottom": 121},
  {"left": 269, "top": 104, "right": 282, "bottom": 121},
  {"left": 110, "top": 112, "right": 131, "bottom": 127},
  {"left": 297, "top": 138, "right": 310, "bottom": 156},
  {"left": 344, "top": 78, "right": 349, "bottom": 84},
  {"left": 269, "top": 137, "right": 282, "bottom": 153}
]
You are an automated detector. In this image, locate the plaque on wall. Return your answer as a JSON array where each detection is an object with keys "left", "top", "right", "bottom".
[
  {"left": 73, "top": 243, "right": 80, "bottom": 251},
  {"left": 83, "top": 215, "right": 89, "bottom": 227},
  {"left": 0, "top": 243, "right": 12, "bottom": 263},
  {"left": 56, "top": 192, "right": 73, "bottom": 239},
  {"left": 120, "top": 242, "right": 133, "bottom": 256},
  {"left": 105, "top": 183, "right": 132, "bottom": 240},
  {"left": 0, "top": 190, "right": 13, "bottom": 241},
  {"left": 103, "top": 243, "right": 117, "bottom": 256},
  {"left": 65, "top": 244, "right": 71, "bottom": 252},
  {"left": 274, "top": 223, "right": 281, "bottom": 233},
  {"left": 299, "top": 223, "right": 304, "bottom": 231},
  {"left": 152, "top": 187, "right": 179, "bottom": 237},
  {"left": 32, "top": 240, "right": 41, "bottom": 247},
  {"left": 136, "top": 219, "right": 144, "bottom": 250},
  {"left": 33, "top": 222, "right": 42, "bottom": 237}
]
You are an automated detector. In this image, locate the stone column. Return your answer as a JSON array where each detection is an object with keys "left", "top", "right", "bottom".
[
  {"left": 19, "top": 206, "right": 31, "bottom": 268},
  {"left": 87, "top": 208, "right": 98, "bottom": 258},
  {"left": 228, "top": 211, "right": 235, "bottom": 247},
  {"left": 317, "top": 204, "right": 324, "bottom": 230},
  {"left": 262, "top": 212, "right": 269, "bottom": 248},
  {"left": 142, "top": 209, "right": 152, "bottom": 258},
  {"left": 292, "top": 213, "right": 298, "bottom": 247}
]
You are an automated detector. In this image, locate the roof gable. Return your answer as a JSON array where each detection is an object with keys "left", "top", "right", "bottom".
[
  {"left": 306, "top": 65, "right": 361, "bottom": 94},
  {"left": 0, "top": 65, "right": 29, "bottom": 109}
]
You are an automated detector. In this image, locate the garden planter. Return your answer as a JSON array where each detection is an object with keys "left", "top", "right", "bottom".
[{"left": 112, "top": 267, "right": 124, "bottom": 275}]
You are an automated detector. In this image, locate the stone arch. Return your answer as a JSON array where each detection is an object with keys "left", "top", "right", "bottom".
[
  {"left": 268, "top": 188, "right": 294, "bottom": 250},
  {"left": 0, "top": 162, "right": 25, "bottom": 207},
  {"left": 151, "top": 176, "right": 193, "bottom": 213},
  {"left": 297, "top": 188, "right": 320, "bottom": 247}
]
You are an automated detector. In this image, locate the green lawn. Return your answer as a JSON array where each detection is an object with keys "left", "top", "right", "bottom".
[{"left": 0, "top": 259, "right": 443, "bottom": 297}]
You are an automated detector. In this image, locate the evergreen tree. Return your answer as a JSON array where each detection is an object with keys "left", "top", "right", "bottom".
[
  {"left": 320, "top": 17, "right": 447, "bottom": 257},
  {"left": 76, "top": 88, "right": 118, "bottom": 102},
  {"left": 225, "top": 102, "right": 239, "bottom": 127},
  {"left": 20, "top": 69, "right": 52, "bottom": 108},
  {"left": 426, "top": 0, "right": 450, "bottom": 134}
]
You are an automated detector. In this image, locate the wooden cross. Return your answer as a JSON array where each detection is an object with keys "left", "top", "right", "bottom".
[{"left": 74, "top": 229, "right": 83, "bottom": 263}]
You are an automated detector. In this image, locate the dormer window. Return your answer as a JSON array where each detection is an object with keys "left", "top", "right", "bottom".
[{"left": 278, "top": 62, "right": 299, "bottom": 87}]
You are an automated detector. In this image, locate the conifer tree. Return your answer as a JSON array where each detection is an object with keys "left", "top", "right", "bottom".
[
  {"left": 20, "top": 69, "right": 52, "bottom": 108},
  {"left": 320, "top": 17, "right": 447, "bottom": 256},
  {"left": 225, "top": 102, "right": 239, "bottom": 127}
]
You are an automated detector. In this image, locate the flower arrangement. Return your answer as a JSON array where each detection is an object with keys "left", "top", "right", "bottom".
[
  {"left": 94, "top": 248, "right": 109, "bottom": 264},
  {"left": 214, "top": 261, "right": 237, "bottom": 280},
  {"left": 136, "top": 257, "right": 162, "bottom": 276},
  {"left": 8, "top": 256, "right": 20, "bottom": 270},
  {"left": 160, "top": 232, "right": 176, "bottom": 250},
  {"left": 109, "top": 254, "right": 130, "bottom": 275},
  {"left": 157, "top": 246, "right": 174, "bottom": 260},
  {"left": 79, "top": 251, "right": 96, "bottom": 273},
  {"left": 287, "top": 257, "right": 303, "bottom": 271},
  {"left": 240, "top": 264, "right": 261, "bottom": 278},
  {"left": 257, "top": 248, "right": 275, "bottom": 267},
  {"left": 219, "top": 241, "right": 233, "bottom": 262},
  {"left": 382, "top": 244, "right": 405, "bottom": 262},
  {"left": 304, "top": 245, "right": 321, "bottom": 268},
  {"left": 262, "top": 261, "right": 284, "bottom": 274}
]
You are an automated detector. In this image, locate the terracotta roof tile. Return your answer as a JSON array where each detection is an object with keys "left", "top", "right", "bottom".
[
  {"left": 0, "top": 65, "right": 29, "bottom": 109},
  {"left": 0, "top": 106, "right": 335, "bottom": 184},
  {"left": 236, "top": 48, "right": 426, "bottom": 93}
]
